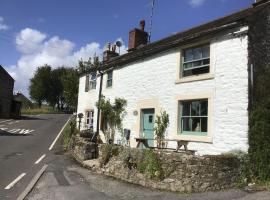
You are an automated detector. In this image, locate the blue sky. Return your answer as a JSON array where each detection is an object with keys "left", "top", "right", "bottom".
[{"left": 0, "top": 0, "right": 253, "bottom": 95}]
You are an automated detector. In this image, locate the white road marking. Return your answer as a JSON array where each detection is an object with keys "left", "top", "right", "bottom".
[
  {"left": 4, "top": 173, "right": 26, "bottom": 190},
  {"left": 0, "top": 127, "right": 8, "bottom": 131},
  {"left": 19, "top": 129, "right": 34, "bottom": 134},
  {"left": 16, "top": 165, "right": 47, "bottom": 200},
  {"left": 49, "top": 118, "right": 71, "bottom": 151},
  {"left": 9, "top": 129, "right": 20, "bottom": 133},
  {"left": 0, "top": 119, "right": 12, "bottom": 124},
  {"left": 34, "top": 154, "right": 46, "bottom": 164}
]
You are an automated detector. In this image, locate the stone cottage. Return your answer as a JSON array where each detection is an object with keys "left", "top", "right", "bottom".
[
  {"left": 0, "top": 65, "right": 14, "bottom": 118},
  {"left": 77, "top": 0, "right": 270, "bottom": 155}
]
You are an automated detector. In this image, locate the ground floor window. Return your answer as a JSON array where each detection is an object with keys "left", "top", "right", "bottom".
[
  {"left": 85, "top": 110, "right": 94, "bottom": 129},
  {"left": 179, "top": 99, "right": 208, "bottom": 136}
]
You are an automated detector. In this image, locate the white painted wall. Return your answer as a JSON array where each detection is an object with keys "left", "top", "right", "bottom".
[{"left": 77, "top": 26, "right": 249, "bottom": 155}]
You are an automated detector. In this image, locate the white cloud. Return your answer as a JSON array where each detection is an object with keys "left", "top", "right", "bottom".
[
  {"left": 189, "top": 0, "right": 206, "bottom": 7},
  {"left": 6, "top": 28, "right": 127, "bottom": 95},
  {"left": 0, "top": 16, "right": 9, "bottom": 31}
]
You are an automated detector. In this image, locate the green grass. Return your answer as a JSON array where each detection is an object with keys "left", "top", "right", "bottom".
[
  {"left": 62, "top": 116, "right": 77, "bottom": 151},
  {"left": 21, "top": 107, "right": 64, "bottom": 115}
]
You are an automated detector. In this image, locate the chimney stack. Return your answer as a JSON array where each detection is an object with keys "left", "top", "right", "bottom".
[
  {"left": 103, "top": 42, "right": 119, "bottom": 61},
  {"left": 128, "top": 20, "right": 149, "bottom": 52}
]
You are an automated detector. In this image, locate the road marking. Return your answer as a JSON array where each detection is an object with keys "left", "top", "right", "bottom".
[
  {"left": 19, "top": 129, "right": 34, "bottom": 134},
  {"left": 49, "top": 118, "right": 71, "bottom": 151},
  {"left": 4, "top": 173, "right": 26, "bottom": 190},
  {"left": 17, "top": 165, "right": 47, "bottom": 200},
  {"left": 9, "top": 129, "right": 20, "bottom": 133},
  {"left": 0, "top": 127, "right": 8, "bottom": 131},
  {"left": 0, "top": 119, "right": 12, "bottom": 124},
  {"left": 34, "top": 154, "right": 46, "bottom": 164}
]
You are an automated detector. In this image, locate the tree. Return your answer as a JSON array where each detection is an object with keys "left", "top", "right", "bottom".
[
  {"left": 29, "top": 65, "right": 51, "bottom": 108},
  {"left": 47, "top": 67, "right": 65, "bottom": 109},
  {"left": 96, "top": 96, "right": 127, "bottom": 143},
  {"left": 62, "top": 68, "right": 79, "bottom": 109}
]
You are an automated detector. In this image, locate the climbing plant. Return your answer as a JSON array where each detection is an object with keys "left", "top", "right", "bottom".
[{"left": 96, "top": 96, "right": 127, "bottom": 143}]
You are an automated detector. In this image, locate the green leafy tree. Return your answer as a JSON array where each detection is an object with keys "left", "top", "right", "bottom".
[
  {"left": 29, "top": 65, "right": 51, "bottom": 108},
  {"left": 62, "top": 68, "right": 79, "bottom": 109},
  {"left": 96, "top": 96, "right": 127, "bottom": 143}
]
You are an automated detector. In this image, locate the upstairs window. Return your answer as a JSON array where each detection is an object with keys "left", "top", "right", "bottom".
[
  {"left": 182, "top": 44, "right": 210, "bottom": 77},
  {"left": 89, "top": 72, "right": 96, "bottom": 90},
  {"left": 179, "top": 99, "right": 208, "bottom": 136},
  {"left": 107, "top": 71, "right": 113, "bottom": 88}
]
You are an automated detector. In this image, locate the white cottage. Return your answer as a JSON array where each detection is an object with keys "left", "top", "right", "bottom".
[{"left": 77, "top": 0, "right": 270, "bottom": 155}]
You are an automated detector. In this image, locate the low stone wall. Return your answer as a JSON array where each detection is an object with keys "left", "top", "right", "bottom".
[
  {"left": 69, "top": 134, "right": 98, "bottom": 162},
  {"left": 70, "top": 137, "right": 242, "bottom": 193},
  {"left": 97, "top": 145, "right": 242, "bottom": 193}
]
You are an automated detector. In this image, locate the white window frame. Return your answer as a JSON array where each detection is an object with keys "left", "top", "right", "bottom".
[
  {"left": 89, "top": 72, "right": 97, "bottom": 90},
  {"left": 85, "top": 110, "right": 94, "bottom": 129},
  {"left": 106, "top": 71, "right": 113, "bottom": 88}
]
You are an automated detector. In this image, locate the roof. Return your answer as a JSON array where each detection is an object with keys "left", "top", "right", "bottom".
[
  {"left": 0, "top": 65, "right": 14, "bottom": 81},
  {"left": 80, "top": 1, "right": 269, "bottom": 75}
]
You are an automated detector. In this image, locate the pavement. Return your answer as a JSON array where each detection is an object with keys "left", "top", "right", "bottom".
[{"left": 0, "top": 114, "right": 70, "bottom": 200}]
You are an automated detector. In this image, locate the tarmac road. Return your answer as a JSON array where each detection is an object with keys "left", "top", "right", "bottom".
[{"left": 0, "top": 114, "right": 70, "bottom": 200}]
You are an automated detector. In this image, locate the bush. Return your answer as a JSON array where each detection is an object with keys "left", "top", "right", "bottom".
[
  {"left": 137, "top": 149, "right": 164, "bottom": 179},
  {"left": 100, "top": 144, "right": 122, "bottom": 166},
  {"left": 248, "top": 103, "right": 270, "bottom": 181}
]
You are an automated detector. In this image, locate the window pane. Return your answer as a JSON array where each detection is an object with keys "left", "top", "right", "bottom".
[
  {"left": 193, "top": 60, "right": 203, "bottom": 67},
  {"left": 201, "top": 117, "right": 208, "bottom": 132},
  {"left": 191, "top": 101, "right": 200, "bottom": 116},
  {"left": 191, "top": 117, "right": 201, "bottom": 132},
  {"left": 183, "top": 62, "right": 193, "bottom": 70},
  {"left": 202, "top": 45, "right": 210, "bottom": 58},
  {"left": 203, "top": 58, "right": 210, "bottom": 65},
  {"left": 181, "top": 101, "right": 190, "bottom": 116},
  {"left": 184, "top": 49, "right": 193, "bottom": 62},
  {"left": 200, "top": 100, "right": 208, "bottom": 116},
  {"left": 182, "top": 117, "right": 191, "bottom": 132},
  {"left": 108, "top": 71, "right": 113, "bottom": 79},
  {"left": 193, "top": 47, "right": 202, "bottom": 60},
  {"left": 183, "top": 66, "right": 209, "bottom": 76}
]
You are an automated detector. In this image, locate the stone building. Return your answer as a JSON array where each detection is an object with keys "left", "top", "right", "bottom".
[
  {"left": 77, "top": 0, "right": 270, "bottom": 155},
  {"left": 0, "top": 65, "right": 14, "bottom": 118}
]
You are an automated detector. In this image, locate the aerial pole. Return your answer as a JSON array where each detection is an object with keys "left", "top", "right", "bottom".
[{"left": 148, "top": 0, "right": 156, "bottom": 43}]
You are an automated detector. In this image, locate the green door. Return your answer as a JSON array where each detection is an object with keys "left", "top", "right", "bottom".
[{"left": 141, "top": 109, "right": 155, "bottom": 147}]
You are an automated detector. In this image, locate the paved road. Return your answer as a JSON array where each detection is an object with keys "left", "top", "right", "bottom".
[
  {"left": 26, "top": 154, "right": 270, "bottom": 200},
  {"left": 0, "top": 114, "right": 70, "bottom": 200}
]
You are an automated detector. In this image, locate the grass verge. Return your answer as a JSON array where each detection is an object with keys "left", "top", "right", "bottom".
[{"left": 21, "top": 107, "right": 64, "bottom": 115}]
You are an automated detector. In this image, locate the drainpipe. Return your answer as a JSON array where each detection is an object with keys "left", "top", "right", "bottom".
[{"left": 92, "top": 69, "right": 103, "bottom": 142}]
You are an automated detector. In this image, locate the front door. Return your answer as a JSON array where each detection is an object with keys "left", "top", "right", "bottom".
[{"left": 141, "top": 108, "right": 155, "bottom": 147}]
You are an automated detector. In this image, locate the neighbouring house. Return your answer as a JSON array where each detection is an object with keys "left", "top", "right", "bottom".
[
  {"left": 77, "top": 0, "right": 270, "bottom": 155},
  {"left": 0, "top": 65, "right": 14, "bottom": 118},
  {"left": 13, "top": 92, "right": 33, "bottom": 109}
]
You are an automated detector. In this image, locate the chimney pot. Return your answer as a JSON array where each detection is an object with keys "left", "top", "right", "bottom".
[{"left": 140, "top": 20, "right": 145, "bottom": 31}]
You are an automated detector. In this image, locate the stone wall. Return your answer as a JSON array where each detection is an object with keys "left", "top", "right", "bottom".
[
  {"left": 69, "top": 135, "right": 98, "bottom": 162},
  {"left": 95, "top": 145, "right": 242, "bottom": 193}
]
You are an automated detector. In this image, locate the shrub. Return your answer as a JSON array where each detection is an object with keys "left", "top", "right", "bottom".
[
  {"left": 154, "top": 111, "right": 169, "bottom": 148},
  {"left": 99, "top": 144, "right": 121, "bottom": 166},
  {"left": 137, "top": 149, "right": 164, "bottom": 179},
  {"left": 248, "top": 103, "right": 270, "bottom": 181}
]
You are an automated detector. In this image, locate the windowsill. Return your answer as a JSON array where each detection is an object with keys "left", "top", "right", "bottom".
[
  {"left": 175, "top": 73, "right": 214, "bottom": 84},
  {"left": 106, "top": 86, "right": 112, "bottom": 89}
]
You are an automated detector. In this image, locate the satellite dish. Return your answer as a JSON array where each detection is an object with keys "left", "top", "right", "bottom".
[
  {"left": 116, "top": 41, "right": 122, "bottom": 54},
  {"left": 116, "top": 40, "right": 122, "bottom": 47}
]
